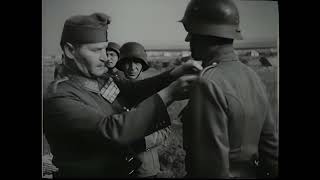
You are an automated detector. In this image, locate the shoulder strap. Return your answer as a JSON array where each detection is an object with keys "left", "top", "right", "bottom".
[{"left": 47, "top": 76, "right": 69, "bottom": 95}]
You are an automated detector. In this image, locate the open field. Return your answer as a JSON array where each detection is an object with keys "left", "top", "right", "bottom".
[{"left": 42, "top": 48, "right": 278, "bottom": 177}]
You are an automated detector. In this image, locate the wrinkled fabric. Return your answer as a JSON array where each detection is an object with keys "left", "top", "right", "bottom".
[
  {"left": 182, "top": 47, "right": 278, "bottom": 178},
  {"left": 44, "top": 68, "right": 174, "bottom": 177}
]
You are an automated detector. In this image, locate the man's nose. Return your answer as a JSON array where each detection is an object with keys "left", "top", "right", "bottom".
[
  {"left": 100, "top": 50, "right": 108, "bottom": 62},
  {"left": 185, "top": 33, "right": 191, "bottom": 42},
  {"left": 128, "top": 62, "right": 134, "bottom": 70}
]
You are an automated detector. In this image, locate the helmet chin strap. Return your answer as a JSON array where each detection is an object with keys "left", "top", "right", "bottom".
[
  {"left": 127, "top": 69, "right": 142, "bottom": 80},
  {"left": 136, "top": 69, "right": 142, "bottom": 79}
]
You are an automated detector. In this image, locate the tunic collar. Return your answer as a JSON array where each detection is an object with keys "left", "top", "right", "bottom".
[
  {"left": 58, "top": 63, "right": 110, "bottom": 94},
  {"left": 203, "top": 45, "right": 239, "bottom": 67},
  {"left": 69, "top": 75, "right": 102, "bottom": 94}
]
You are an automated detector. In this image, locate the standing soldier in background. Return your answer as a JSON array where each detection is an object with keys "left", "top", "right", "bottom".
[
  {"left": 179, "top": 0, "right": 278, "bottom": 178},
  {"left": 116, "top": 42, "right": 172, "bottom": 178},
  {"left": 117, "top": 42, "right": 148, "bottom": 80},
  {"left": 43, "top": 12, "right": 203, "bottom": 178},
  {"left": 104, "top": 42, "right": 126, "bottom": 81},
  {"left": 53, "top": 54, "right": 66, "bottom": 80}
]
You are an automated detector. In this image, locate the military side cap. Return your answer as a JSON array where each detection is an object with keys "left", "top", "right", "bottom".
[
  {"left": 61, "top": 12, "right": 111, "bottom": 45},
  {"left": 106, "top": 42, "right": 121, "bottom": 57}
]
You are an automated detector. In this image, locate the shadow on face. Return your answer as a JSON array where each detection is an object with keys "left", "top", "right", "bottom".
[
  {"left": 64, "top": 42, "right": 109, "bottom": 78},
  {"left": 105, "top": 50, "right": 119, "bottom": 68},
  {"left": 122, "top": 58, "right": 143, "bottom": 80}
]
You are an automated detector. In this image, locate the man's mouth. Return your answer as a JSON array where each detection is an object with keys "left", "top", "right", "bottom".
[
  {"left": 97, "top": 64, "right": 107, "bottom": 69},
  {"left": 128, "top": 72, "right": 137, "bottom": 76}
]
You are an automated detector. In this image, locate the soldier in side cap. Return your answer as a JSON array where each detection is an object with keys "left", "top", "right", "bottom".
[
  {"left": 116, "top": 42, "right": 172, "bottom": 178},
  {"left": 104, "top": 42, "right": 126, "bottom": 81},
  {"left": 178, "top": 0, "right": 278, "bottom": 178},
  {"left": 43, "top": 12, "right": 203, "bottom": 178}
]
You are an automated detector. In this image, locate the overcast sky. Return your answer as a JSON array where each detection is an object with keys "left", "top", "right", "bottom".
[{"left": 42, "top": 0, "right": 278, "bottom": 56}]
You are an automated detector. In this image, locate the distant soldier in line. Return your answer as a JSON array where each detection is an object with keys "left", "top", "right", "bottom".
[
  {"left": 53, "top": 54, "right": 66, "bottom": 80},
  {"left": 179, "top": 0, "right": 278, "bottom": 178},
  {"left": 116, "top": 42, "right": 172, "bottom": 178},
  {"left": 104, "top": 42, "right": 126, "bottom": 81},
  {"left": 43, "top": 12, "right": 202, "bottom": 178}
]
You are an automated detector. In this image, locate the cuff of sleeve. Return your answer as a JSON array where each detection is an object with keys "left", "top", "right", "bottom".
[{"left": 145, "top": 133, "right": 156, "bottom": 150}]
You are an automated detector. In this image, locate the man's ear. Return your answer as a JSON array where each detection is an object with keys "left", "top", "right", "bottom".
[{"left": 64, "top": 42, "right": 76, "bottom": 60}]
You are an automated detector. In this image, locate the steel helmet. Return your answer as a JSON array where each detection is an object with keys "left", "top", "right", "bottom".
[
  {"left": 106, "top": 42, "right": 120, "bottom": 57},
  {"left": 117, "top": 42, "right": 150, "bottom": 71},
  {"left": 179, "top": 0, "right": 243, "bottom": 40}
]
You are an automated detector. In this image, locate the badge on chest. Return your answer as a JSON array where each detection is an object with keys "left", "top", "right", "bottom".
[{"left": 100, "top": 78, "right": 120, "bottom": 103}]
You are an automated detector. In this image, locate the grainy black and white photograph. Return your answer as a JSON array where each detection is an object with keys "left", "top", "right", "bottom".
[{"left": 42, "top": 0, "right": 279, "bottom": 178}]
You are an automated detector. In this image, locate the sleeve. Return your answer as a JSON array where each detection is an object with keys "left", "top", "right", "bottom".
[
  {"left": 145, "top": 126, "right": 172, "bottom": 150},
  {"left": 115, "top": 70, "right": 175, "bottom": 107},
  {"left": 258, "top": 105, "right": 279, "bottom": 177},
  {"left": 183, "top": 78, "right": 230, "bottom": 177},
  {"left": 130, "top": 126, "right": 171, "bottom": 154},
  {"left": 44, "top": 92, "right": 171, "bottom": 146}
]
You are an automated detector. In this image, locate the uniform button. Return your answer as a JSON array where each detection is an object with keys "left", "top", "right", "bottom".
[{"left": 146, "top": 148, "right": 150, "bottom": 151}]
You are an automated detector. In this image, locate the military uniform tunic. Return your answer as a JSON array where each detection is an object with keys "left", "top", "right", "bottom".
[
  {"left": 182, "top": 46, "right": 278, "bottom": 178},
  {"left": 106, "top": 68, "right": 127, "bottom": 81},
  {"left": 44, "top": 66, "right": 174, "bottom": 177}
]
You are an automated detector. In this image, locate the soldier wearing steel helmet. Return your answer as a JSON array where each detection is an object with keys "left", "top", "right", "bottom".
[
  {"left": 43, "top": 12, "right": 203, "bottom": 178},
  {"left": 179, "top": 0, "right": 278, "bottom": 178},
  {"left": 116, "top": 42, "right": 149, "bottom": 80},
  {"left": 116, "top": 42, "right": 172, "bottom": 178}
]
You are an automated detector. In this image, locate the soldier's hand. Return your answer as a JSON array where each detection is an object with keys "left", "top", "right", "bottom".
[
  {"left": 158, "top": 75, "right": 198, "bottom": 106},
  {"left": 170, "top": 60, "right": 203, "bottom": 79}
]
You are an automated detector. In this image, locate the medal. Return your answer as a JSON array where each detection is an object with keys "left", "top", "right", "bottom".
[{"left": 100, "top": 78, "right": 120, "bottom": 103}]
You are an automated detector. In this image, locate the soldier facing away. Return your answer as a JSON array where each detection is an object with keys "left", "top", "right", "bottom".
[
  {"left": 179, "top": 0, "right": 278, "bottom": 178},
  {"left": 43, "top": 12, "right": 202, "bottom": 178}
]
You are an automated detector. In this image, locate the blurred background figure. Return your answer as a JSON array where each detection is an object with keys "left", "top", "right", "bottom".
[{"left": 53, "top": 54, "right": 66, "bottom": 80}]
